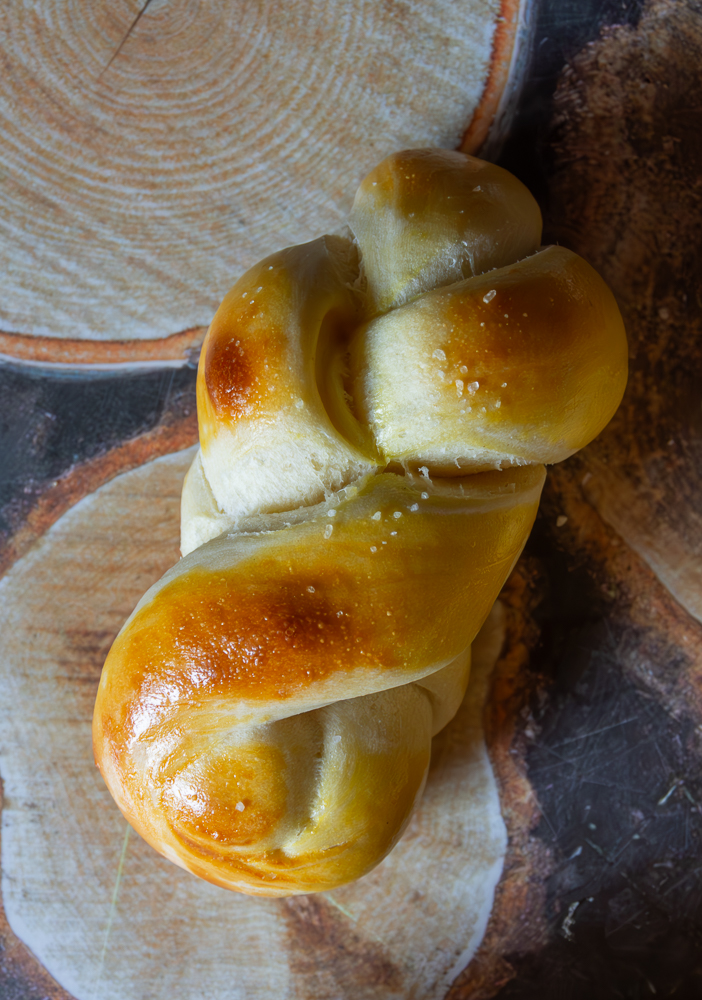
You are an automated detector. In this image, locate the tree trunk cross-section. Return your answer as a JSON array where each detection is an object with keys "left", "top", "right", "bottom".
[
  {"left": 7, "top": 1, "right": 702, "bottom": 996},
  {"left": 0, "top": 448, "right": 509, "bottom": 1000},
  {"left": 0, "top": 0, "right": 509, "bottom": 343}
]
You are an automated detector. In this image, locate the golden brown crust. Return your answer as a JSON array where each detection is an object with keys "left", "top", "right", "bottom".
[
  {"left": 194, "top": 236, "right": 379, "bottom": 525},
  {"left": 94, "top": 470, "right": 545, "bottom": 894},
  {"left": 94, "top": 148, "right": 627, "bottom": 896},
  {"left": 352, "top": 244, "right": 628, "bottom": 472},
  {"left": 349, "top": 148, "right": 543, "bottom": 314}
]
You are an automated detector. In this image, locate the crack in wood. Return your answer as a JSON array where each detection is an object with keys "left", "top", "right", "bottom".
[{"left": 99, "top": 0, "right": 157, "bottom": 79}]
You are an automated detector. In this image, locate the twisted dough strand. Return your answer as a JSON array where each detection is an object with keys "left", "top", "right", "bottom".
[{"left": 94, "top": 150, "right": 627, "bottom": 895}]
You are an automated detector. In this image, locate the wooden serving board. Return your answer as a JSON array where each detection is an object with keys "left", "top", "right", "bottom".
[
  {"left": 0, "top": 447, "right": 509, "bottom": 1000},
  {"left": 2, "top": 1, "right": 702, "bottom": 995},
  {"left": 0, "top": 0, "right": 527, "bottom": 360}
]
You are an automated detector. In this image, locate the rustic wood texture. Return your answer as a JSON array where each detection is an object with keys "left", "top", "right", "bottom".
[
  {"left": 0, "top": 447, "right": 511, "bottom": 1000},
  {"left": 448, "top": 561, "right": 553, "bottom": 1000},
  {"left": 2, "top": 0, "right": 701, "bottom": 995},
  {"left": 462, "top": 0, "right": 534, "bottom": 158},
  {"left": 546, "top": 0, "right": 702, "bottom": 627},
  {"left": 0, "top": 0, "right": 516, "bottom": 350},
  {"left": 458, "top": 1, "right": 702, "bottom": 992},
  {"left": 0, "top": 364, "right": 198, "bottom": 579},
  {"left": 0, "top": 327, "right": 206, "bottom": 366}
]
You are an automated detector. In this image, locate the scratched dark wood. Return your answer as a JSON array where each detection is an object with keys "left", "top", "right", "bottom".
[
  {"left": 1, "top": 0, "right": 701, "bottom": 997},
  {"left": 0, "top": 359, "right": 198, "bottom": 577},
  {"left": 475, "top": 0, "right": 702, "bottom": 995}
]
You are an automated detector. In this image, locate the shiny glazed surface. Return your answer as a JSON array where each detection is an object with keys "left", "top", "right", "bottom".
[
  {"left": 94, "top": 469, "right": 544, "bottom": 894},
  {"left": 94, "top": 149, "right": 627, "bottom": 895}
]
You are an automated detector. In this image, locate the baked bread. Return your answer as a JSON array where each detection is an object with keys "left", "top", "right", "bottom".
[{"left": 93, "top": 149, "right": 627, "bottom": 896}]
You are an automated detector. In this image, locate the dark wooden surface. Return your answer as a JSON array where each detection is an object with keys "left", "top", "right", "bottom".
[
  {"left": 480, "top": 1, "right": 702, "bottom": 994},
  {"left": 1, "top": 0, "right": 701, "bottom": 997}
]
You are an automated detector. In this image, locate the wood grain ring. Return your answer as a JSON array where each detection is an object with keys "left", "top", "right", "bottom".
[{"left": 0, "top": 0, "right": 522, "bottom": 360}]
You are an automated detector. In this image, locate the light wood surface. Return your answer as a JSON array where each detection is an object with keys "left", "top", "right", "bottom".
[
  {"left": 0, "top": 447, "right": 508, "bottom": 1000},
  {"left": 0, "top": 0, "right": 513, "bottom": 346}
]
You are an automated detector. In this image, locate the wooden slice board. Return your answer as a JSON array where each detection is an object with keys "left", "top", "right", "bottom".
[
  {"left": 0, "top": 447, "right": 509, "bottom": 1000},
  {"left": 2, "top": 2, "right": 701, "bottom": 994},
  {"left": 0, "top": 0, "right": 527, "bottom": 357}
]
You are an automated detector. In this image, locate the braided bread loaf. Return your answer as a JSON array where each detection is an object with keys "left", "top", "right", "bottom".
[{"left": 94, "top": 150, "right": 627, "bottom": 896}]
